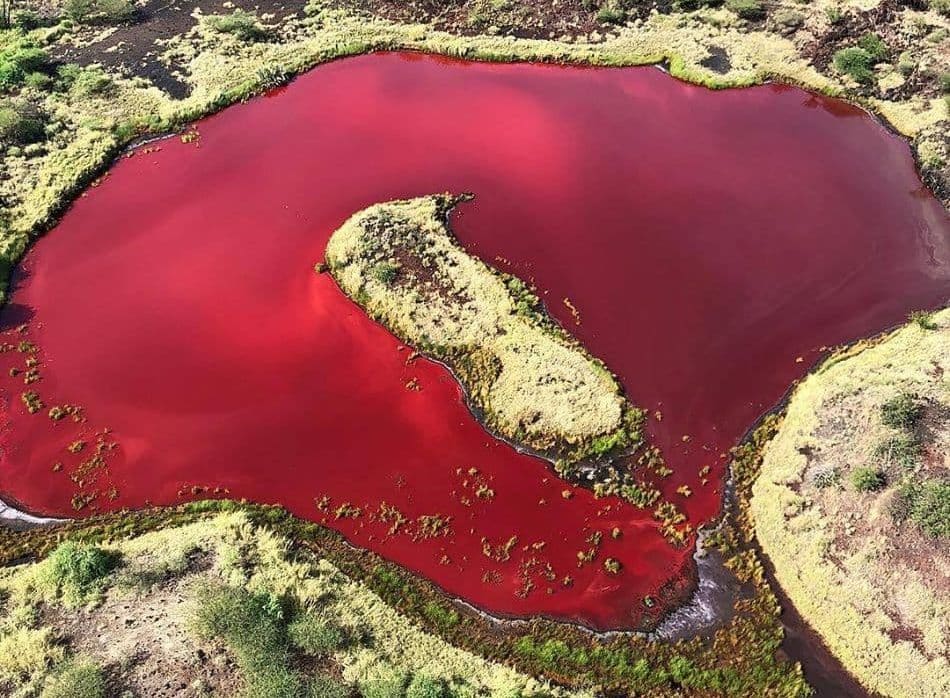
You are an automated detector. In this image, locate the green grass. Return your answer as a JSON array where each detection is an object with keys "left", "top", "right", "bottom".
[
  {"left": 909, "top": 480, "right": 950, "bottom": 538},
  {"left": 873, "top": 434, "right": 921, "bottom": 469}
]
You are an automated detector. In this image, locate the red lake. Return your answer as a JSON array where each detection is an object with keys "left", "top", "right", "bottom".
[{"left": 1, "top": 52, "right": 947, "bottom": 630}]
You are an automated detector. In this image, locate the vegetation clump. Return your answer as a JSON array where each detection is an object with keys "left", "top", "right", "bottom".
[
  {"left": 42, "top": 541, "right": 120, "bottom": 607},
  {"left": 850, "top": 466, "right": 886, "bottom": 492},
  {"left": 63, "top": 0, "right": 136, "bottom": 25},
  {"left": 205, "top": 11, "right": 271, "bottom": 42}
]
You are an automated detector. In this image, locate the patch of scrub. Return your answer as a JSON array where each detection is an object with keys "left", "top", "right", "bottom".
[
  {"left": 0, "top": 511, "right": 578, "bottom": 697},
  {"left": 324, "top": 194, "right": 644, "bottom": 475},
  {"left": 751, "top": 308, "right": 950, "bottom": 698}
]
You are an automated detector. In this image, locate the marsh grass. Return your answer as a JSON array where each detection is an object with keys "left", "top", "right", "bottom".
[{"left": 42, "top": 541, "right": 120, "bottom": 607}]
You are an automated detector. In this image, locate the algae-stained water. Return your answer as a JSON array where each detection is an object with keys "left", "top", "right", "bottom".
[{"left": 1, "top": 52, "right": 948, "bottom": 630}]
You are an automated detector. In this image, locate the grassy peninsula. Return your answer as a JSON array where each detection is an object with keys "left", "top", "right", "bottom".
[
  {"left": 751, "top": 309, "right": 950, "bottom": 698},
  {"left": 324, "top": 194, "right": 642, "bottom": 474}
]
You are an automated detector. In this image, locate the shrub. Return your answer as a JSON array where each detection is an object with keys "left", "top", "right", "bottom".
[
  {"left": 880, "top": 392, "right": 922, "bottom": 430},
  {"left": 857, "top": 33, "right": 888, "bottom": 62},
  {"left": 851, "top": 467, "right": 886, "bottom": 492},
  {"left": 63, "top": 0, "right": 135, "bottom": 25},
  {"left": 825, "top": 6, "right": 843, "bottom": 24},
  {"left": 833, "top": 47, "right": 875, "bottom": 84},
  {"left": 287, "top": 614, "right": 346, "bottom": 655},
  {"left": 308, "top": 675, "right": 349, "bottom": 698},
  {"left": 360, "top": 667, "right": 409, "bottom": 698},
  {"left": 596, "top": 3, "right": 626, "bottom": 23},
  {"left": 940, "top": 73, "right": 950, "bottom": 93},
  {"left": 725, "top": 0, "right": 765, "bottom": 20},
  {"left": 873, "top": 434, "right": 920, "bottom": 469},
  {"left": 908, "top": 309, "right": 937, "bottom": 330},
  {"left": 40, "top": 658, "right": 106, "bottom": 698},
  {"left": 0, "top": 45, "right": 51, "bottom": 91},
  {"left": 191, "top": 585, "right": 314, "bottom": 698},
  {"left": 206, "top": 10, "right": 270, "bottom": 41},
  {"left": 0, "top": 103, "right": 45, "bottom": 145},
  {"left": 43, "top": 541, "right": 120, "bottom": 606},
  {"left": 407, "top": 674, "right": 445, "bottom": 698},
  {"left": 910, "top": 480, "right": 950, "bottom": 538},
  {"left": 928, "top": 0, "right": 949, "bottom": 16},
  {"left": 372, "top": 261, "right": 400, "bottom": 285}
]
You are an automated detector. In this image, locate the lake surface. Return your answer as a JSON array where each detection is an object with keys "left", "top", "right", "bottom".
[{"left": 1, "top": 52, "right": 947, "bottom": 630}]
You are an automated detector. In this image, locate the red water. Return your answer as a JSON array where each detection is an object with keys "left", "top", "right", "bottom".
[{"left": 1, "top": 52, "right": 948, "bottom": 630}]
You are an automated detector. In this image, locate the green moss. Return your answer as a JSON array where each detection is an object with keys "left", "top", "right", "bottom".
[
  {"left": 908, "top": 480, "right": 950, "bottom": 538},
  {"left": 725, "top": 0, "right": 765, "bottom": 20},
  {"left": 880, "top": 392, "right": 923, "bottom": 430},
  {"left": 63, "top": 0, "right": 136, "bottom": 25},
  {"left": 206, "top": 11, "right": 271, "bottom": 42},
  {"left": 833, "top": 47, "right": 875, "bottom": 84}
]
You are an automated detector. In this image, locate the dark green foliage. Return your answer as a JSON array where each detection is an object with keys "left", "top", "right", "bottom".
[
  {"left": 880, "top": 392, "right": 923, "bottom": 430},
  {"left": 0, "top": 43, "right": 51, "bottom": 92},
  {"left": 873, "top": 434, "right": 920, "bottom": 469},
  {"left": 851, "top": 467, "right": 886, "bottom": 492},
  {"left": 192, "top": 585, "right": 305, "bottom": 698},
  {"left": 406, "top": 674, "right": 444, "bottom": 698},
  {"left": 287, "top": 614, "right": 347, "bottom": 655},
  {"left": 940, "top": 72, "right": 950, "bottom": 93},
  {"left": 833, "top": 47, "right": 876, "bottom": 84},
  {"left": 359, "top": 668, "right": 408, "bottom": 698},
  {"left": 372, "top": 261, "right": 400, "bottom": 285},
  {"left": 857, "top": 33, "right": 888, "bottom": 62},
  {"left": 45, "top": 541, "right": 120, "bottom": 601},
  {"left": 206, "top": 10, "right": 270, "bottom": 42},
  {"left": 308, "top": 675, "right": 349, "bottom": 698},
  {"left": 596, "top": 3, "right": 626, "bottom": 23},
  {"left": 40, "top": 658, "right": 106, "bottom": 698},
  {"left": 725, "top": 0, "right": 765, "bottom": 20},
  {"left": 63, "top": 0, "right": 136, "bottom": 25},
  {"left": 909, "top": 310, "right": 938, "bottom": 330},
  {"left": 909, "top": 480, "right": 950, "bottom": 538},
  {"left": 0, "top": 102, "right": 45, "bottom": 145}
]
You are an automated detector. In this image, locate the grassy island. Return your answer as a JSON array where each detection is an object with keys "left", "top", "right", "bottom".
[
  {"left": 752, "top": 308, "right": 950, "bottom": 698},
  {"left": 324, "top": 194, "right": 643, "bottom": 475}
]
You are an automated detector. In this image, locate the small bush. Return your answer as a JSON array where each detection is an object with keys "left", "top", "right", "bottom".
[
  {"left": 0, "top": 103, "right": 45, "bottom": 145},
  {"left": 406, "top": 673, "right": 445, "bottom": 698},
  {"left": 308, "top": 675, "right": 350, "bottom": 698},
  {"left": 825, "top": 6, "right": 843, "bottom": 24},
  {"left": 43, "top": 541, "right": 120, "bottom": 606},
  {"left": 596, "top": 3, "right": 626, "bottom": 23},
  {"left": 372, "top": 261, "right": 400, "bottom": 285},
  {"left": 206, "top": 10, "right": 270, "bottom": 41},
  {"left": 874, "top": 434, "right": 920, "bottom": 469},
  {"left": 833, "top": 47, "right": 875, "bottom": 84},
  {"left": 928, "top": 0, "right": 949, "bottom": 16},
  {"left": 908, "top": 309, "right": 938, "bottom": 330},
  {"left": 880, "top": 393, "right": 923, "bottom": 430},
  {"left": 287, "top": 614, "right": 346, "bottom": 655},
  {"left": 910, "top": 480, "right": 950, "bottom": 538},
  {"left": 63, "top": 0, "right": 135, "bottom": 25},
  {"left": 40, "top": 658, "right": 106, "bottom": 698},
  {"left": 851, "top": 467, "right": 886, "bottom": 492},
  {"left": 0, "top": 45, "right": 51, "bottom": 92},
  {"left": 725, "top": 0, "right": 765, "bottom": 20},
  {"left": 940, "top": 73, "right": 950, "bottom": 93},
  {"left": 360, "top": 668, "right": 409, "bottom": 698},
  {"left": 192, "top": 585, "right": 311, "bottom": 698},
  {"left": 857, "top": 33, "right": 888, "bottom": 62}
]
